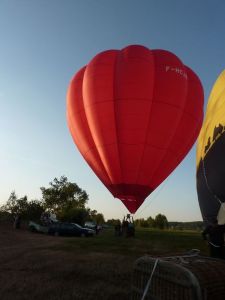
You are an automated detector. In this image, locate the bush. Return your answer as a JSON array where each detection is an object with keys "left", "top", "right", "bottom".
[{"left": 0, "top": 211, "right": 12, "bottom": 223}]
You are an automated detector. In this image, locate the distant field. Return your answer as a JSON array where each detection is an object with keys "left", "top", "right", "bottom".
[{"left": 0, "top": 224, "right": 209, "bottom": 300}]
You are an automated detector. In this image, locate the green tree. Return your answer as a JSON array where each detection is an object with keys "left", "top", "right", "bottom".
[
  {"left": 147, "top": 216, "right": 155, "bottom": 228},
  {"left": 2, "top": 192, "right": 28, "bottom": 217},
  {"left": 2, "top": 191, "right": 18, "bottom": 215},
  {"left": 88, "top": 209, "right": 105, "bottom": 224},
  {"left": 16, "top": 196, "right": 29, "bottom": 216},
  {"left": 1, "top": 192, "right": 44, "bottom": 221},
  {"left": 89, "top": 209, "right": 97, "bottom": 220},
  {"left": 106, "top": 219, "right": 121, "bottom": 226},
  {"left": 0, "top": 210, "right": 11, "bottom": 222},
  {"left": 40, "top": 176, "right": 89, "bottom": 214},
  {"left": 93, "top": 213, "right": 105, "bottom": 224},
  {"left": 23, "top": 200, "right": 44, "bottom": 221},
  {"left": 58, "top": 207, "right": 89, "bottom": 225},
  {"left": 134, "top": 218, "right": 149, "bottom": 228},
  {"left": 154, "top": 214, "right": 168, "bottom": 229}
]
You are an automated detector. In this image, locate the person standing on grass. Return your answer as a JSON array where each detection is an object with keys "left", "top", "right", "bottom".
[
  {"left": 14, "top": 214, "right": 21, "bottom": 229},
  {"left": 202, "top": 219, "right": 225, "bottom": 259},
  {"left": 114, "top": 221, "right": 121, "bottom": 236}
]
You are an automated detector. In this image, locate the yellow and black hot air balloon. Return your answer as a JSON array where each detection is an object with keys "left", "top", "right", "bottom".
[{"left": 197, "top": 70, "right": 225, "bottom": 224}]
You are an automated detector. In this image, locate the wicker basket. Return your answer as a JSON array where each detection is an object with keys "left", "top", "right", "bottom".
[{"left": 131, "top": 252, "right": 225, "bottom": 300}]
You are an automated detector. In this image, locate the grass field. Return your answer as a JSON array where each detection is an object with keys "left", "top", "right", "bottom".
[
  {"left": 0, "top": 224, "right": 209, "bottom": 300},
  {"left": 52, "top": 227, "right": 209, "bottom": 257}
]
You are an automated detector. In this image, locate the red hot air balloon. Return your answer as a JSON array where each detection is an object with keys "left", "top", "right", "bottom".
[{"left": 67, "top": 45, "right": 204, "bottom": 213}]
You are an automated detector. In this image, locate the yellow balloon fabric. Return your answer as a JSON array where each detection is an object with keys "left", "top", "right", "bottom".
[
  {"left": 197, "top": 70, "right": 225, "bottom": 223},
  {"left": 197, "top": 70, "right": 225, "bottom": 167}
]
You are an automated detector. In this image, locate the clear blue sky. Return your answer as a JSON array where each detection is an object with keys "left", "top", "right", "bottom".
[{"left": 0, "top": 0, "right": 225, "bottom": 221}]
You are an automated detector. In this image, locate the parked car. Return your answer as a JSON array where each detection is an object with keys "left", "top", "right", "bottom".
[
  {"left": 84, "top": 221, "right": 96, "bottom": 230},
  {"left": 84, "top": 221, "right": 102, "bottom": 233},
  {"left": 48, "top": 222, "right": 95, "bottom": 237},
  {"left": 28, "top": 221, "right": 49, "bottom": 234}
]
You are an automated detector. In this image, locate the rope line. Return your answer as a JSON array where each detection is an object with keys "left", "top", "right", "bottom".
[
  {"left": 141, "top": 258, "right": 159, "bottom": 300},
  {"left": 135, "top": 178, "right": 170, "bottom": 218},
  {"left": 140, "top": 250, "right": 200, "bottom": 300}
]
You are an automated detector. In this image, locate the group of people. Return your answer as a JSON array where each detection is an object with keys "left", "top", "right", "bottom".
[
  {"left": 202, "top": 218, "right": 225, "bottom": 259},
  {"left": 114, "top": 214, "right": 135, "bottom": 237}
]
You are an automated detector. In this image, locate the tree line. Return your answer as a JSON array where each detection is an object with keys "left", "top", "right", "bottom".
[
  {"left": 102, "top": 214, "right": 169, "bottom": 230},
  {"left": 106, "top": 217, "right": 203, "bottom": 231},
  {"left": 0, "top": 176, "right": 105, "bottom": 226},
  {"left": 0, "top": 175, "right": 202, "bottom": 230}
]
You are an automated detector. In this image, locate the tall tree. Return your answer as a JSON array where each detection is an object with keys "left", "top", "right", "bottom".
[
  {"left": 93, "top": 213, "right": 105, "bottom": 224},
  {"left": 3, "top": 191, "right": 18, "bottom": 215},
  {"left": 147, "top": 216, "right": 155, "bottom": 227},
  {"left": 24, "top": 200, "right": 44, "bottom": 221},
  {"left": 40, "top": 176, "right": 89, "bottom": 213},
  {"left": 1, "top": 191, "right": 44, "bottom": 220},
  {"left": 154, "top": 214, "right": 168, "bottom": 230},
  {"left": 2, "top": 192, "right": 28, "bottom": 217}
]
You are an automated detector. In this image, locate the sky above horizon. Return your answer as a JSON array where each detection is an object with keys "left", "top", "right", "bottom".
[{"left": 0, "top": 0, "right": 225, "bottom": 222}]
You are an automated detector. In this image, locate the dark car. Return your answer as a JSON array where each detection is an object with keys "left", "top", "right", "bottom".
[{"left": 48, "top": 222, "right": 95, "bottom": 237}]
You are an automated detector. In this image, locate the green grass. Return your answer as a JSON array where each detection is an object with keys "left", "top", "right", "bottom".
[
  {"left": 0, "top": 226, "right": 210, "bottom": 300},
  {"left": 50, "top": 227, "right": 209, "bottom": 258}
]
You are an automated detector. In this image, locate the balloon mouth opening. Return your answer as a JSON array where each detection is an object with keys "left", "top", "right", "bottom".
[
  {"left": 118, "top": 196, "right": 144, "bottom": 214},
  {"left": 108, "top": 183, "right": 153, "bottom": 213},
  {"left": 118, "top": 196, "right": 141, "bottom": 214},
  {"left": 119, "top": 195, "right": 138, "bottom": 202}
]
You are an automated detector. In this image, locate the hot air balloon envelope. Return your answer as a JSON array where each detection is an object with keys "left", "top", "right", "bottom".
[
  {"left": 67, "top": 45, "right": 204, "bottom": 213},
  {"left": 197, "top": 70, "right": 225, "bottom": 224}
]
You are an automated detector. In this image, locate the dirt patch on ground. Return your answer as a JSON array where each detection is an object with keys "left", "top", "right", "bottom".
[{"left": 0, "top": 224, "right": 134, "bottom": 300}]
